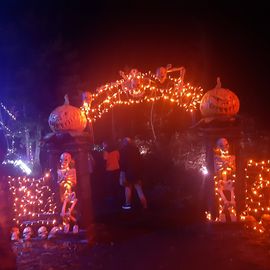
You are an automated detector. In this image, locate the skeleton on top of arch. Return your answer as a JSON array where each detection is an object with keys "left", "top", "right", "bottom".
[
  {"left": 119, "top": 65, "right": 186, "bottom": 98},
  {"left": 214, "top": 138, "right": 237, "bottom": 222},
  {"left": 81, "top": 65, "right": 186, "bottom": 107}
]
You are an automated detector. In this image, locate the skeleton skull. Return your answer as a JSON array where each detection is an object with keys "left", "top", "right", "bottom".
[
  {"left": 60, "top": 152, "right": 72, "bottom": 169},
  {"left": 63, "top": 223, "right": 70, "bottom": 234},
  {"left": 23, "top": 226, "right": 33, "bottom": 241},
  {"left": 82, "top": 91, "right": 93, "bottom": 104},
  {"left": 11, "top": 227, "right": 20, "bottom": 241},
  {"left": 156, "top": 66, "right": 167, "bottom": 84},
  {"left": 38, "top": 226, "right": 48, "bottom": 239},
  {"left": 73, "top": 224, "right": 79, "bottom": 234},
  {"left": 217, "top": 138, "right": 229, "bottom": 152},
  {"left": 48, "top": 226, "right": 60, "bottom": 239},
  {"left": 129, "top": 69, "right": 141, "bottom": 89}
]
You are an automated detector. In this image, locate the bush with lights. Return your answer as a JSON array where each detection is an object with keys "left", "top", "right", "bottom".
[
  {"left": 241, "top": 160, "right": 270, "bottom": 233},
  {"left": 8, "top": 171, "right": 58, "bottom": 238}
]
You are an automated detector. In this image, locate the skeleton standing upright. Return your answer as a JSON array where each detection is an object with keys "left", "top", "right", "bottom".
[
  {"left": 57, "top": 152, "right": 79, "bottom": 233},
  {"left": 214, "top": 138, "right": 237, "bottom": 222}
]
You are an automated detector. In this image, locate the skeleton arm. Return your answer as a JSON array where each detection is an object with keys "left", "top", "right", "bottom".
[{"left": 57, "top": 169, "right": 66, "bottom": 184}]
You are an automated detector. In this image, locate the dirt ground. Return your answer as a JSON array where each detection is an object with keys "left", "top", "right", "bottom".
[{"left": 13, "top": 207, "right": 270, "bottom": 270}]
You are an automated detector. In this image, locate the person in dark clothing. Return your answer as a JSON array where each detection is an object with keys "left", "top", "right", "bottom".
[{"left": 119, "top": 137, "right": 147, "bottom": 210}]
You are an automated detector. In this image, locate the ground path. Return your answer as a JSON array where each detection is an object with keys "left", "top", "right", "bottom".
[{"left": 15, "top": 207, "right": 270, "bottom": 270}]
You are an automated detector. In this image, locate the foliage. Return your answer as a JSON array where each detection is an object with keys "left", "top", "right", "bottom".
[
  {"left": 0, "top": 101, "right": 44, "bottom": 175},
  {"left": 132, "top": 131, "right": 206, "bottom": 214},
  {"left": 169, "top": 131, "right": 206, "bottom": 171}
]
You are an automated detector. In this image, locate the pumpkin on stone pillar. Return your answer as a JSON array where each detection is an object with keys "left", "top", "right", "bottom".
[
  {"left": 200, "top": 77, "right": 240, "bottom": 119},
  {"left": 48, "top": 95, "right": 87, "bottom": 133}
]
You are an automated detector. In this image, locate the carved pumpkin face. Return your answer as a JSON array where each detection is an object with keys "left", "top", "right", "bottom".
[
  {"left": 48, "top": 103, "right": 87, "bottom": 132},
  {"left": 244, "top": 215, "right": 257, "bottom": 229},
  {"left": 200, "top": 88, "right": 240, "bottom": 117},
  {"left": 261, "top": 214, "right": 270, "bottom": 230}
]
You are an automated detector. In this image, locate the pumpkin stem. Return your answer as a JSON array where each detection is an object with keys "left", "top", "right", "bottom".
[
  {"left": 216, "top": 77, "right": 222, "bottom": 88},
  {"left": 64, "top": 94, "right": 70, "bottom": 105}
]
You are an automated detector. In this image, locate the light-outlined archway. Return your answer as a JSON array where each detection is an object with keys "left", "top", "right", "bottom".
[{"left": 80, "top": 66, "right": 204, "bottom": 123}]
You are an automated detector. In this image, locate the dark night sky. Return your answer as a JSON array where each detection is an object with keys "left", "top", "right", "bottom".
[{"left": 0, "top": 1, "right": 270, "bottom": 129}]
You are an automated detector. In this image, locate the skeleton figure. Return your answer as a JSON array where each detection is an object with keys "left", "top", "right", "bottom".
[
  {"left": 57, "top": 152, "right": 78, "bottom": 234},
  {"left": 48, "top": 226, "right": 60, "bottom": 239},
  {"left": 38, "top": 226, "right": 48, "bottom": 239},
  {"left": 82, "top": 91, "right": 93, "bottom": 104},
  {"left": 23, "top": 226, "right": 33, "bottom": 241},
  {"left": 156, "top": 64, "right": 186, "bottom": 85},
  {"left": 156, "top": 66, "right": 168, "bottom": 84},
  {"left": 82, "top": 91, "right": 93, "bottom": 112},
  {"left": 214, "top": 138, "right": 237, "bottom": 222}
]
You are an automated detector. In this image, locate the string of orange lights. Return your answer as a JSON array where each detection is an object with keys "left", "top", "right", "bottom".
[
  {"left": 8, "top": 173, "right": 57, "bottom": 227},
  {"left": 80, "top": 70, "right": 203, "bottom": 122},
  {"left": 241, "top": 159, "right": 270, "bottom": 233}
]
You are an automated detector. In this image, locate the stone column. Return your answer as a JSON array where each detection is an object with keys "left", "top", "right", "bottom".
[
  {"left": 198, "top": 125, "right": 244, "bottom": 220},
  {"left": 204, "top": 136, "right": 218, "bottom": 220},
  {"left": 43, "top": 132, "right": 93, "bottom": 229}
]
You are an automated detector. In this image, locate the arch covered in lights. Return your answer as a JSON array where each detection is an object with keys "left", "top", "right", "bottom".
[{"left": 80, "top": 66, "right": 204, "bottom": 123}]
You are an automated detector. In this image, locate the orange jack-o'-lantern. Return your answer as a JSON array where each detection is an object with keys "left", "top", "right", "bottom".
[
  {"left": 48, "top": 95, "right": 87, "bottom": 133},
  {"left": 261, "top": 214, "right": 270, "bottom": 230},
  {"left": 200, "top": 78, "right": 240, "bottom": 118},
  {"left": 243, "top": 215, "right": 257, "bottom": 229}
]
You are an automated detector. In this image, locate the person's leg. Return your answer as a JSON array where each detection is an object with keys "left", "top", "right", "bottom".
[
  {"left": 125, "top": 184, "right": 132, "bottom": 205},
  {"left": 134, "top": 182, "right": 147, "bottom": 209},
  {"left": 122, "top": 183, "right": 132, "bottom": 209},
  {"left": 111, "top": 170, "right": 119, "bottom": 197}
]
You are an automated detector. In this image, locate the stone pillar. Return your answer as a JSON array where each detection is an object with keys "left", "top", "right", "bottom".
[
  {"left": 198, "top": 125, "right": 244, "bottom": 220},
  {"left": 43, "top": 132, "right": 93, "bottom": 229},
  {"left": 204, "top": 136, "right": 218, "bottom": 219}
]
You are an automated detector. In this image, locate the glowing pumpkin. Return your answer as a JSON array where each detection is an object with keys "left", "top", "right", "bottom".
[
  {"left": 200, "top": 78, "right": 240, "bottom": 118},
  {"left": 48, "top": 95, "right": 87, "bottom": 133},
  {"left": 261, "top": 214, "right": 270, "bottom": 230},
  {"left": 243, "top": 215, "right": 257, "bottom": 229}
]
